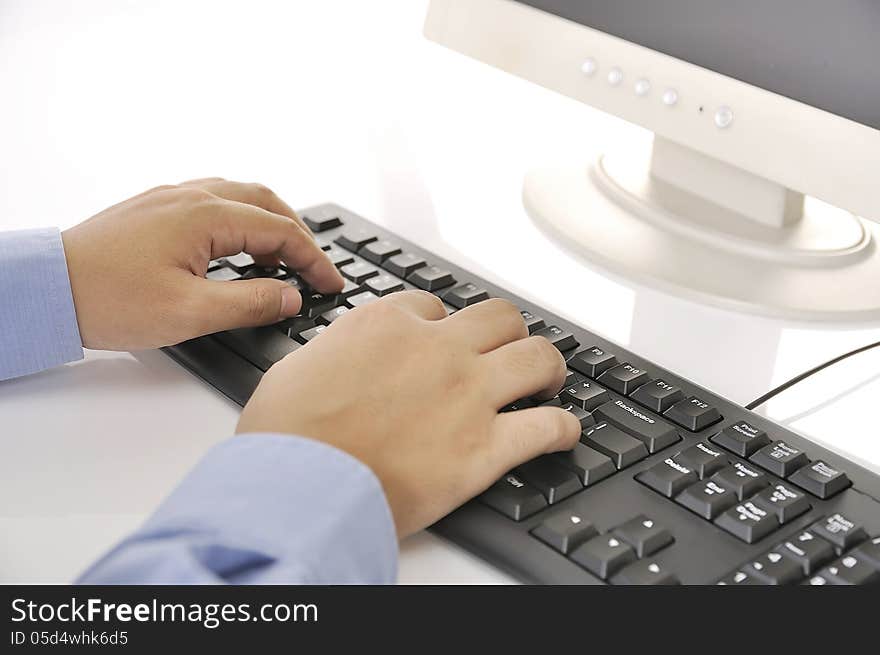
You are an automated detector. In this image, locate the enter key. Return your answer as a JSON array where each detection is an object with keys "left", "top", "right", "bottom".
[{"left": 594, "top": 399, "right": 681, "bottom": 453}]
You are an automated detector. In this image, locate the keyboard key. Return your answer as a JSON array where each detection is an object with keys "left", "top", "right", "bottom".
[
  {"left": 340, "top": 261, "right": 381, "bottom": 284},
  {"left": 346, "top": 290, "right": 380, "bottom": 308},
  {"left": 299, "top": 290, "right": 340, "bottom": 318},
  {"left": 815, "top": 554, "right": 880, "bottom": 585},
  {"left": 563, "top": 370, "right": 584, "bottom": 389},
  {"left": 744, "top": 549, "right": 804, "bottom": 585},
  {"left": 673, "top": 442, "right": 727, "bottom": 479},
  {"left": 788, "top": 460, "right": 851, "bottom": 499},
  {"left": 318, "top": 305, "right": 350, "bottom": 324},
  {"left": 663, "top": 396, "right": 722, "bottom": 431},
  {"left": 407, "top": 265, "right": 456, "bottom": 291},
  {"left": 360, "top": 239, "right": 402, "bottom": 264},
  {"left": 534, "top": 325, "right": 579, "bottom": 352},
  {"left": 778, "top": 530, "right": 835, "bottom": 575},
  {"left": 335, "top": 228, "right": 377, "bottom": 252},
  {"left": 852, "top": 536, "right": 880, "bottom": 569},
  {"left": 710, "top": 462, "right": 768, "bottom": 500},
  {"left": 531, "top": 511, "right": 598, "bottom": 554},
  {"left": 629, "top": 378, "right": 684, "bottom": 413},
  {"left": 539, "top": 395, "right": 562, "bottom": 407},
  {"left": 365, "top": 274, "right": 405, "bottom": 297},
  {"left": 582, "top": 422, "right": 648, "bottom": 469},
  {"left": 612, "top": 515, "right": 674, "bottom": 557},
  {"left": 593, "top": 399, "right": 681, "bottom": 453},
  {"left": 636, "top": 457, "right": 699, "bottom": 498},
  {"left": 519, "top": 309, "right": 545, "bottom": 334},
  {"left": 207, "top": 258, "right": 225, "bottom": 272},
  {"left": 714, "top": 501, "right": 779, "bottom": 544},
  {"left": 752, "top": 483, "right": 811, "bottom": 524},
  {"left": 383, "top": 252, "right": 426, "bottom": 278},
  {"left": 515, "top": 458, "right": 582, "bottom": 504},
  {"left": 716, "top": 569, "right": 764, "bottom": 585},
  {"left": 558, "top": 402, "right": 595, "bottom": 429},
  {"left": 214, "top": 327, "right": 300, "bottom": 372},
  {"left": 611, "top": 560, "right": 679, "bottom": 585},
  {"left": 301, "top": 210, "right": 342, "bottom": 232},
  {"left": 337, "top": 278, "right": 365, "bottom": 300},
  {"left": 479, "top": 473, "right": 547, "bottom": 521},
  {"left": 676, "top": 479, "right": 738, "bottom": 520},
  {"left": 598, "top": 363, "right": 650, "bottom": 395},
  {"left": 551, "top": 443, "right": 615, "bottom": 486},
  {"left": 570, "top": 534, "right": 637, "bottom": 580},
  {"left": 500, "top": 398, "right": 534, "bottom": 412},
  {"left": 206, "top": 267, "right": 241, "bottom": 281},
  {"left": 241, "top": 266, "right": 287, "bottom": 280},
  {"left": 710, "top": 421, "right": 770, "bottom": 457},
  {"left": 810, "top": 514, "right": 868, "bottom": 552},
  {"left": 749, "top": 440, "right": 809, "bottom": 477},
  {"left": 560, "top": 380, "right": 609, "bottom": 411},
  {"left": 295, "top": 325, "right": 327, "bottom": 343},
  {"left": 443, "top": 282, "right": 489, "bottom": 309},
  {"left": 568, "top": 346, "right": 617, "bottom": 378},
  {"left": 325, "top": 247, "right": 355, "bottom": 268},
  {"left": 225, "top": 252, "right": 255, "bottom": 271}
]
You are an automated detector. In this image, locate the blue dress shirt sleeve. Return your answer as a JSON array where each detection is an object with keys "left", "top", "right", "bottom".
[
  {"left": 2, "top": 227, "right": 397, "bottom": 584},
  {"left": 0, "top": 228, "right": 83, "bottom": 380},
  {"left": 76, "top": 434, "right": 399, "bottom": 584}
]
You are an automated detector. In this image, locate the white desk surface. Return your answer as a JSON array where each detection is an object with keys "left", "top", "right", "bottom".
[{"left": 2, "top": 0, "right": 879, "bottom": 584}]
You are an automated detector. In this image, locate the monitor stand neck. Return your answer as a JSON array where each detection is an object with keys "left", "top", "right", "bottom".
[
  {"left": 649, "top": 136, "right": 803, "bottom": 230},
  {"left": 522, "top": 134, "right": 880, "bottom": 320}
]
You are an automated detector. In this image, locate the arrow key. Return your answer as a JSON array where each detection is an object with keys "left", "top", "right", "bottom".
[
  {"left": 531, "top": 511, "right": 598, "bottom": 554},
  {"left": 744, "top": 549, "right": 804, "bottom": 585},
  {"left": 612, "top": 515, "right": 674, "bottom": 557}
]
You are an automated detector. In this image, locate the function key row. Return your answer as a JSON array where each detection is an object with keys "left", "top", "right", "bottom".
[
  {"left": 709, "top": 420, "right": 851, "bottom": 499},
  {"left": 531, "top": 511, "right": 678, "bottom": 583},
  {"left": 568, "top": 347, "right": 722, "bottom": 432}
]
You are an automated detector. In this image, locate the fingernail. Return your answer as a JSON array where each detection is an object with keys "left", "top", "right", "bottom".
[{"left": 280, "top": 286, "right": 301, "bottom": 317}]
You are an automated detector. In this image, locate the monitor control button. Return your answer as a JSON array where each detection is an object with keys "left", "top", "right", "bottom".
[
  {"left": 662, "top": 89, "right": 678, "bottom": 106},
  {"left": 634, "top": 79, "right": 651, "bottom": 96},
  {"left": 714, "top": 106, "right": 734, "bottom": 128},
  {"left": 607, "top": 67, "right": 623, "bottom": 86},
  {"left": 581, "top": 58, "right": 597, "bottom": 76}
]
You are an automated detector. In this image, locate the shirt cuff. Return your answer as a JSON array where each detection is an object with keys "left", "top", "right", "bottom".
[
  {"left": 127, "top": 434, "right": 398, "bottom": 584},
  {"left": 0, "top": 227, "right": 83, "bottom": 380}
]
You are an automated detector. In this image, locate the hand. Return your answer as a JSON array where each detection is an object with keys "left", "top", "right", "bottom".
[
  {"left": 61, "top": 178, "right": 343, "bottom": 350},
  {"left": 236, "top": 292, "right": 581, "bottom": 537}
]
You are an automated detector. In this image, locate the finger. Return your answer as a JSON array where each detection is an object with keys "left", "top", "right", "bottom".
[
  {"left": 480, "top": 335, "right": 568, "bottom": 407},
  {"left": 205, "top": 198, "right": 344, "bottom": 293},
  {"left": 444, "top": 298, "right": 527, "bottom": 353},
  {"left": 184, "top": 179, "right": 314, "bottom": 237},
  {"left": 187, "top": 276, "right": 303, "bottom": 332},
  {"left": 382, "top": 289, "right": 447, "bottom": 320},
  {"left": 179, "top": 177, "right": 227, "bottom": 186},
  {"left": 490, "top": 407, "right": 582, "bottom": 474}
]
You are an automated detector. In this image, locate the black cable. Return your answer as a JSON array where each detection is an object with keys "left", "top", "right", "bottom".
[{"left": 745, "top": 339, "right": 880, "bottom": 410}]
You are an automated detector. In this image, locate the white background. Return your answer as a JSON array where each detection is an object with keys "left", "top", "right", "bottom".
[{"left": 1, "top": 0, "right": 879, "bottom": 583}]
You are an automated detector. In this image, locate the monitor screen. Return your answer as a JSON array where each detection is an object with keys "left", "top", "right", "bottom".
[{"left": 514, "top": 1, "right": 880, "bottom": 131}]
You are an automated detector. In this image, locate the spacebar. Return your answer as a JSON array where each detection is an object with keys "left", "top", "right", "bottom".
[
  {"left": 214, "top": 327, "right": 301, "bottom": 372},
  {"left": 593, "top": 399, "right": 680, "bottom": 453}
]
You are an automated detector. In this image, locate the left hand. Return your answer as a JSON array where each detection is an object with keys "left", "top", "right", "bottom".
[{"left": 61, "top": 177, "right": 344, "bottom": 350}]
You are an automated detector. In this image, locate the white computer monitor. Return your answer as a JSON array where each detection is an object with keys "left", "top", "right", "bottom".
[{"left": 424, "top": 0, "right": 880, "bottom": 320}]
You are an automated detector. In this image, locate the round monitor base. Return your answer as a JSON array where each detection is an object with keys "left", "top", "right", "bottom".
[{"left": 522, "top": 160, "right": 880, "bottom": 322}]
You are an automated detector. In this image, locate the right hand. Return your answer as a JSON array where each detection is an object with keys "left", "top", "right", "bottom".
[{"left": 237, "top": 292, "right": 581, "bottom": 538}]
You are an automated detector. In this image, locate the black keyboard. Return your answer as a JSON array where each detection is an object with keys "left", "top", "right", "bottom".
[{"left": 165, "top": 203, "right": 880, "bottom": 585}]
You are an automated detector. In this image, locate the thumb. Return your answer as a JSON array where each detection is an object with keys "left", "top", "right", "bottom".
[{"left": 197, "top": 278, "right": 303, "bottom": 331}]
